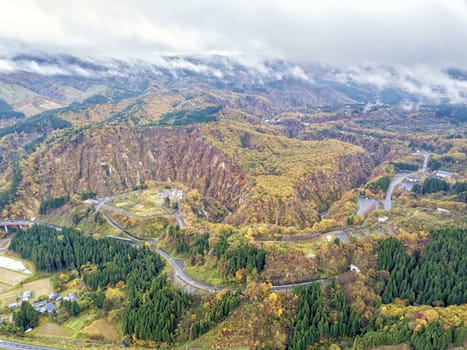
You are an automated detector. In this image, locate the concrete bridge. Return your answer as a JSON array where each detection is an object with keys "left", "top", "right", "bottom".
[
  {"left": 0, "top": 220, "right": 33, "bottom": 233},
  {"left": 0, "top": 220, "right": 62, "bottom": 233}
]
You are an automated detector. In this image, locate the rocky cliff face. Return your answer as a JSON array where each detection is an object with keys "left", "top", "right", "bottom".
[
  {"left": 226, "top": 153, "right": 373, "bottom": 227},
  {"left": 23, "top": 126, "right": 250, "bottom": 208},
  {"left": 19, "top": 124, "right": 373, "bottom": 228}
]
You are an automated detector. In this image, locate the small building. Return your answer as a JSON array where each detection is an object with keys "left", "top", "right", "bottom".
[
  {"left": 22, "top": 291, "right": 32, "bottom": 302},
  {"left": 160, "top": 189, "right": 183, "bottom": 201},
  {"left": 48, "top": 292, "right": 59, "bottom": 300},
  {"left": 7, "top": 302, "right": 18, "bottom": 310},
  {"left": 326, "top": 235, "right": 332, "bottom": 242},
  {"left": 435, "top": 170, "right": 453, "bottom": 178},
  {"left": 159, "top": 190, "right": 169, "bottom": 199},
  {"left": 437, "top": 207, "right": 450, "bottom": 214},
  {"left": 64, "top": 293, "right": 77, "bottom": 302},
  {"left": 45, "top": 303, "right": 56, "bottom": 314},
  {"left": 405, "top": 176, "right": 419, "bottom": 183},
  {"left": 34, "top": 300, "right": 47, "bottom": 309},
  {"left": 169, "top": 189, "right": 183, "bottom": 200},
  {"left": 378, "top": 216, "right": 388, "bottom": 223}
]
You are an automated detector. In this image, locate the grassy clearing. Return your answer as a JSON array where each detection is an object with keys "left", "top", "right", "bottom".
[
  {"left": 0, "top": 251, "right": 35, "bottom": 273},
  {"left": 80, "top": 319, "right": 120, "bottom": 343},
  {"left": 107, "top": 189, "right": 171, "bottom": 217},
  {"left": 22, "top": 278, "right": 53, "bottom": 298},
  {"left": 105, "top": 212, "right": 171, "bottom": 239},
  {"left": 64, "top": 317, "right": 87, "bottom": 334},
  {"left": 0, "top": 266, "right": 29, "bottom": 286},
  {"left": 289, "top": 235, "right": 329, "bottom": 255},
  {"left": 184, "top": 260, "right": 224, "bottom": 287},
  {"left": 32, "top": 319, "right": 73, "bottom": 338},
  {"left": 388, "top": 205, "right": 466, "bottom": 232},
  {"left": 43, "top": 204, "right": 120, "bottom": 237}
]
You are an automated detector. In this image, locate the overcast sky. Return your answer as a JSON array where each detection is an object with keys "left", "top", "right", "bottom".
[{"left": 0, "top": 0, "right": 467, "bottom": 68}]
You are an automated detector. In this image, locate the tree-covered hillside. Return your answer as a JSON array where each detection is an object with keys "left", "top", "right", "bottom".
[{"left": 10, "top": 225, "right": 188, "bottom": 344}]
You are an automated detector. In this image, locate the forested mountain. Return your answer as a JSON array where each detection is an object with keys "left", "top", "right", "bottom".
[
  {"left": 0, "top": 52, "right": 465, "bottom": 349},
  {"left": 6, "top": 224, "right": 466, "bottom": 348}
]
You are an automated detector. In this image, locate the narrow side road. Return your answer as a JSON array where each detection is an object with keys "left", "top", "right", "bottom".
[{"left": 384, "top": 151, "right": 430, "bottom": 210}]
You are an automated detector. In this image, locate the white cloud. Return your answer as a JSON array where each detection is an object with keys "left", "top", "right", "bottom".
[
  {"left": 0, "top": 1, "right": 466, "bottom": 103},
  {"left": 0, "top": 0, "right": 466, "bottom": 68},
  {"left": 333, "top": 64, "right": 467, "bottom": 103}
]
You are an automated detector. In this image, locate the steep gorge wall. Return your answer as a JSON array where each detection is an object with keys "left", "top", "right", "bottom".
[
  {"left": 19, "top": 125, "right": 374, "bottom": 228},
  {"left": 22, "top": 126, "right": 250, "bottom": 211},
  {"left": 226, "top": 153, "right": 373, "bottom": 228}
]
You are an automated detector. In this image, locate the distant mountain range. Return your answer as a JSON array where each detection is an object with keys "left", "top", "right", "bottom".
[{"left": 0, "top": 53, "right": 466, "bottom": 116}]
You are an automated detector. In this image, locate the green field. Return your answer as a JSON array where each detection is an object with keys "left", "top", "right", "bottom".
[{"left": 107, "top": 189, "right": 172, "bottom": 217}]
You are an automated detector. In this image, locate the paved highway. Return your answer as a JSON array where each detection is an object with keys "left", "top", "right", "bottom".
[
  {"left": 156, "top": 248, "right": 219, "bottom": 293},
  {"left": 384, "top": 151, "right": 429, "bottom": 210},
  {"left": 91, "top": 200, "right": 217, "bottom": 292},
  {"left": 2, "top": 199, "right": 334, "bottom": 295},
  {"left": 271, "top": 278, "right": 331, "bottom": 292},
  {"left": 92, "top": 199, "right": 330, "bottom": 293},
  {"left": 0, "top": 339, "right": 60, "bottom": 350}
]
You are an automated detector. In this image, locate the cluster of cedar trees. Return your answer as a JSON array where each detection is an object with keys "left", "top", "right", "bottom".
[
  {"left": 61, "top": 299, "right": 80, "bottom": 316},
  {"left": 10, "top": 225, "right": 187, "bottom": 343},
  {"left": 0, "top": 99, "right": 24, "bottom": 120},
  {"left": 377, "top": 228, "right": 466, "bottom": 306},
  {"left": 9, "top": 225, "right": 256, "bottom": 343},
  {"left": 288, "top": 281, "right": 361, "bottom": 350},
  {"left": 38, "top": 195, "right": 70, "bottom": 214},
  {"left": 8, "top": 223, "right": 466, "bottom": 348},
  {"left": 367, "top": 176, "right": 391, "bottom": 192},
  {"left": 13, "top": 302, "right": 39, "bottom": 331},
  {"left": 0, "top": 112, "right": 71, "bottom": 139},
  {"left": 412, "top": 178, "right": 466, "bottom": 199},
  {"left": 0, "top": 163, "right": 21, "bottom": 211},
  {"left": 355, "top": 317, "right": 465, "bottom": 350},
  {"left": 38, "top": 192, "right": 96, "bottom": 215},
  {"left": 290, "top": 227, "right": 466, "bottom": 350},
  {"left": 167, "top": 225, "right": 266, "bottom": 280},
  {"left": 155, "top": 106, "right": 222, "bottom": 127},
  {"left": 190, "top": 291, "right": 241, "bottom": 339}
]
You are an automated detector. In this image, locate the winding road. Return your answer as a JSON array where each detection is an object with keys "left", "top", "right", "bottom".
[
  {"left": 90, "top": 199, "right": 221, "bottom": 293},
  {"left": 91, "top": 201, "right": 328, "bottom": 292},
  {"left": 384, "top": 151, "right": 429, "bottom": 210},
  {"left": 1, "top": 195, "right": 333, "bottom": 295}
]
